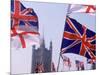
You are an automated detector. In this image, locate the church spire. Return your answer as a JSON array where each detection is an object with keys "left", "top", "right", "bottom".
[
  {"left": 40, "top": 29, "right": 45, "bottom": 48},
  {"left": 49, "top": 41, "right": 52, "bottom": 50},
  {"left": 41, "top": 37, "right": 45, "bottom": 48}
]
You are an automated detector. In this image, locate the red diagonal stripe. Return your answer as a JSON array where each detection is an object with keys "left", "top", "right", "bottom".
[
  {"left": 85, "top": 42, "right": 96, "bottom": 50},
  {"left": 86, "top": 47, "right": 96, "bottom": 60},
  {"left": 66, "top": 18, "right": 81, "bottom": 37},
  {"left": 64, "top": 31, "right": 80, "bottom": 40},
  {"left": 87, "top": 35, "right": 96, "bottom": 42},
  {"left": 21, "top": 8, "right": 33, "bottom": 14},
  {"left": 85, "top": 5, "right": 96, "bottom": 13},
  {"left": 81, "top": 25, "right": 95, "bottom": 52}
]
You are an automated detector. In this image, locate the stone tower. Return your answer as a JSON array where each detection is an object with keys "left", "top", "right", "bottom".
[{"left": 31, "top": 39, "right": 52, "bottom": 73}]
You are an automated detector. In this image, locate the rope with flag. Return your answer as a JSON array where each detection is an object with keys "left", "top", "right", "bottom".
[{"left": 11, "top": 0, "right": 40, "bottom": 48}]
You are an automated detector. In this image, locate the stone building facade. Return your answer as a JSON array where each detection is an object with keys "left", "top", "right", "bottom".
[{"left": 31, "top": 39, "right": 52, "bottom": 73}]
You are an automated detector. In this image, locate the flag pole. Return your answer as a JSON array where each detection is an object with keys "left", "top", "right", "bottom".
[
  {"left": 57, "top": 52, "right": 61, "bottom": 71},
  {"left": 57, "top": 4, "right": 71, "bottom": 72}
]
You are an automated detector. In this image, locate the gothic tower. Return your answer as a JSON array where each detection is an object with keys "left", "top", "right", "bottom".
[{"left": 31, "top": 39, "right": 52, "bottom": 73}]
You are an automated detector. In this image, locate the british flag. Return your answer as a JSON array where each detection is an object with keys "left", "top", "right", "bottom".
[
  {"left": 11, "top": 0, "right": 39, "bottom": 48},
  {"left": 69, "top": 5, "right": 96, "bottom": 14},
  {"left": 68, "top": 5, "right": 96, "bottom": 17},
  {"left": 61, "top": 16, "right": 96, "bottom": 61}
]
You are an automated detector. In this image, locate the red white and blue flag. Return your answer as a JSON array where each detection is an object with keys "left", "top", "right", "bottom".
[
  {"left": 61, "top": 16, "right": 96, "bottom": 61},
  {"left": 11, "top": 0, "right": 40, "bottom": 48},
  {"left": 75, "top": 60, "right": 84, "bottom": 70},
  {"left": 62, "top": 56, "right": 71, "bottom": 67},
  {"left": 69, "top": 5, "right": 96, "bottom": 14}
]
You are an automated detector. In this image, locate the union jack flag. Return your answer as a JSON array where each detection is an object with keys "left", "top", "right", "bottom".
[
  {"left": 11, "top": 0, "right": 39, "bottom": 48},
  {"left": 61, "top": 16, "right": 96, "bottom": 60},
  {"left": 69, "top": 5, "right": 96, "bottom": 15}
]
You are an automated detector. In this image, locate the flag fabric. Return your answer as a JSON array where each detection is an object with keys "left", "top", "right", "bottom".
[
  {"left": 69, "top": 5, "right": 96, "bottom": 14},
  {"left": 11, "top": 0, "right": 39, "bottom": 48},
  {"left": 68, "top": 5, "right": 96, "bottom": 16},
  {"left": 62, "top": 56, "right": 71, "bottom": 67},
  {"left": 61, "top": 16, "right": 96, "bottom": 60},
  {"left": 75, "top": 60, "right": 84, "bottom": 70},
  {"left": 87, "top": 58, "right": 96, "bottom": 64},
  {"left": 75, "top": 60, "right": 80, "bottom": 70}
]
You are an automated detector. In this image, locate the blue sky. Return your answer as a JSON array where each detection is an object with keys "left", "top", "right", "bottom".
[{"left": 11, "top": 1, "right": 96, "bottom": 74}]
